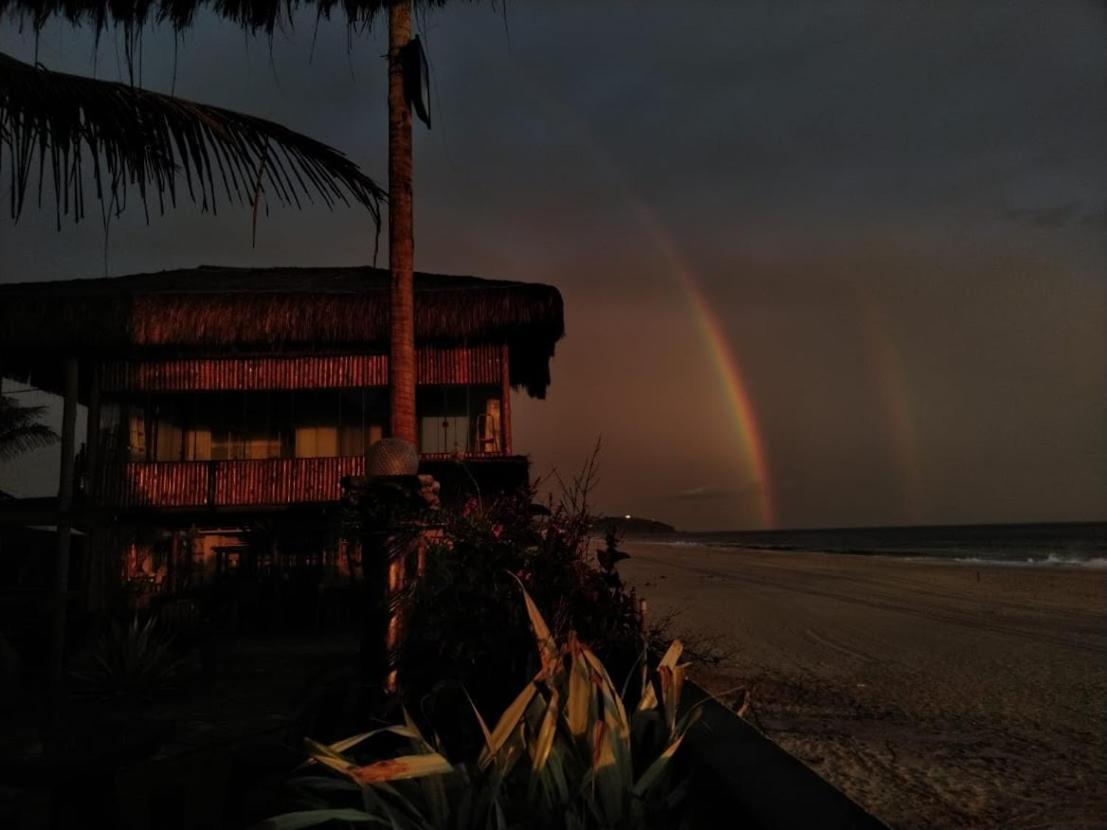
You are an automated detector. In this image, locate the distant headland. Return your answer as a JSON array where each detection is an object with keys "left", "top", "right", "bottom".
[{"left": 593, "top": 515, "right": 677, "bottom": 535}]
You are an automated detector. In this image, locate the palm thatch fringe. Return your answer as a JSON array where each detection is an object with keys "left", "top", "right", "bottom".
[
  {"left": 0, "top": 0, "right": 459, "bottom": 36},
  {"left": 0, "top": 51, "right": 384, "bottom": 229}
]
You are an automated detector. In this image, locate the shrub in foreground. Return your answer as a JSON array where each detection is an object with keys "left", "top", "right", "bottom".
[
  {"left": 69, "top": 614, "right": 185, "bottom": 698},
  {"left": 398, "top": 487, "right": 645, "bottom": 754},
  {"left": 262, "top": 586, "right": 697, "bottom": 830}
]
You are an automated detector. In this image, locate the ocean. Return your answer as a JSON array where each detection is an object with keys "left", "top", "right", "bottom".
[{"left": 643, "top": 522, "right": 1107, "bottom": 568}]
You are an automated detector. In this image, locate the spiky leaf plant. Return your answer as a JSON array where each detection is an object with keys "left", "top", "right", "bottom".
[
  {"left": 70, "top": 614, "right": 185, "bottom": 698},
  {"left": 261, "top": 586, "right": 698, "bottom": 829}
]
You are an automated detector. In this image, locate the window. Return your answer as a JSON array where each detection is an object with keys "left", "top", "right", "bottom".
[
  {"left": 416, "top": 386, "right": 502, "bottom": 455},
  {"left": 294, "top": 425, "right": 338, "bottom": 458}
]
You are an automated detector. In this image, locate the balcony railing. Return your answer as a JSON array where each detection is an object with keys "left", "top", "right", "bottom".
[{"left": 98, "top": 454, "right": 516, "bottom": 509}]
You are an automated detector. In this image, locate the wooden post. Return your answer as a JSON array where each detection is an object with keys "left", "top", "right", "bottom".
[
  {"left": 500, "top": 344, "right": 513, "bottom": 455},
  {"left": 384, "top": 541, "right": 406, "bottom": 693},
  {"left": 169, "top": 530, "right": 180, "bottom": 593},
  {"left": 187, "top": 525, "right": 199, "bottom": 584},
  {"left": 360, "top": 528, "right": 390, "bottom": 685},
  {"left": 84, "top": 365, "right": 101, "bottom": 500},
  {"left": 83, "top": 365, "right": 102, "bottom": 613},
  {"left": 50, "top": 356, "right": 78, "bottom": 701},
  {"left": 388, "top": 0, "right": 417, "bottom": 445},
  {"left": 0, "top": 361, "right": 3, "bottom": 569}
]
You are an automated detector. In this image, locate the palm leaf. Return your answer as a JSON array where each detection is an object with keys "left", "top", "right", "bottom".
[
  {"left": 0, "top": 394, "right": 58, "bottom": 460},
  {"left": 0, "top": 51, "right": 384, "bottom": 230}
]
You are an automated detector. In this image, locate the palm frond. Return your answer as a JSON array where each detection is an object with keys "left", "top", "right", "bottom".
[
  {"left": 0, "top": 396, "right": 49, "bottom": 429},
  {"left": 0, "top": 422, "right": 58, "bottom": 459},
  {"left": 0, "top": 395, "right": 59, "bottom": 459},
  {"left": 0, "top": 51, "right": 384, "bottom": 229}
]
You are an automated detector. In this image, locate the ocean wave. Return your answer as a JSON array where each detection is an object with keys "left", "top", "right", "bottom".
[
  {"left": 634, "top": 538, "right": 704, "bottom": 547},
  {"left": 622, "top": 538, "right": 1107, "bottom": 568},
  {"left": 951, "top": 554, "right": 1107, "bottom": 569}
]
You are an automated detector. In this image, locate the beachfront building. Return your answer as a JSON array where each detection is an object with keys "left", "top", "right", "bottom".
[{"left": 0, "top": 266, "right": 563, "bottom": 599}]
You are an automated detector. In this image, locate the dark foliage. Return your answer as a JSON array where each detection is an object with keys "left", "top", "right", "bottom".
[
  {"left": 0, "top": 393, "right": 58, "bottom": 460},
  {"left": 69, "top": 613, "right": 187, "bottom": 698},
  {"left": 0, "top": 51, "right": 384, "bottom": 229},
  {"left": 398, "top": 486, "right": 645, "bottom": 758}
]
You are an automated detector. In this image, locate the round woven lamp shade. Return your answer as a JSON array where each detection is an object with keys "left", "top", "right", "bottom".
[{"left": 364, "top": 438, "right": 420, "bottom": 477}]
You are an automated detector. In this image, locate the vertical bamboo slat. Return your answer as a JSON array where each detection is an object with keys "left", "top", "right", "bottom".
[
  {"left": 501, "top": 344, "right": 512, "bottom": 455},
  {"left": 104, "top": 451, "right": 521, "bottom": 509},
  {"left": 100, "top": 347, "right": 501, "bottom": 392}
]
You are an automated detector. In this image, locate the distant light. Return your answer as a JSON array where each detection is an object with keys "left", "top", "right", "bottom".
[{"left": 624, "top": 514, "right": 632, "bottom": 520}]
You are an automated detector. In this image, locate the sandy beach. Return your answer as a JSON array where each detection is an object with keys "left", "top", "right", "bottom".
[{"left": 619, "top": 542, "right": 1107, "bottom": 829}]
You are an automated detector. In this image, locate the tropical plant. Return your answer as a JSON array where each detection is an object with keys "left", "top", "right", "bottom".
[
  {"left": 0, "top": 50, "right": 384, "bottom": 231},
  {"left": 0, "top": 393, "right": 57, "bottom": 460},
  {"left": 395, "top": 484, "right": 646, "bottom": 758},
  {"left": 261, "top": 586, "right": 697, "bottom": 829},
  {"left": 70, "top": 614, "right": 186, "bottom": 697}
]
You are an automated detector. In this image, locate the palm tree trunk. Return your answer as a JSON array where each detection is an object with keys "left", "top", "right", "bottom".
[{"left": 388, "top": 0, "right": 417, "bottom": 445}]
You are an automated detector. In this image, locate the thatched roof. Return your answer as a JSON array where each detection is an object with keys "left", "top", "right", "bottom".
[{"left": 0, "top": 265, "right": 564, "bottom": 397}]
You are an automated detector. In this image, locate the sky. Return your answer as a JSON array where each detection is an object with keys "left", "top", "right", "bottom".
[{"left": 1, "top": 0, "right": 1104, "bottom": 531}]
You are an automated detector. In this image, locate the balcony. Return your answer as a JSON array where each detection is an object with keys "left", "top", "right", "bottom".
[{"left": 96, "top": 454, "right": 528, "bottom": 510}]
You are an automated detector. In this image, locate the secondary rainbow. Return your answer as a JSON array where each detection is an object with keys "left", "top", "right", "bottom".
[{"left": 853, "top": 289, "right": 922, "bottom": 523}]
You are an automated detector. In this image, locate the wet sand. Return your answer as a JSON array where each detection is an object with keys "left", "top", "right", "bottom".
[{"left": 618, "top": 542, "right": 1107, "bottom": 829}]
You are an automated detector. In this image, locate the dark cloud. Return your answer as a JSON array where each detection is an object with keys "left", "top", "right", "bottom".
[
  {"left": 1003, "top": 201, "right": 1107, "bottom": 229},
  {"left": 671, "top": 486, "right": 733, "bottom": 502}
]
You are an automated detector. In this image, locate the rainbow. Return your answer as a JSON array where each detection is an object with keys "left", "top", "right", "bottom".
[
  {"left": 853, "top": 289, "right": 922, "bottom": 523},
  {"left": 504, "top": 63, "right": 776, "bottom": 527},
  {"left": 629, "top": 203, "right": 776, "bottom": 528}
]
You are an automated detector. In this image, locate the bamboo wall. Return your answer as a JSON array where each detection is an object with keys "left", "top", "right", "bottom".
[
  {"left": 94, "top": 346, "right": 518, "bottom": 508},
  {"left": 100, "top": 346, "right": 503, "bottom": 392},
  {"left": 101, "top": 454, "right": 514, "bottom": 508}
]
